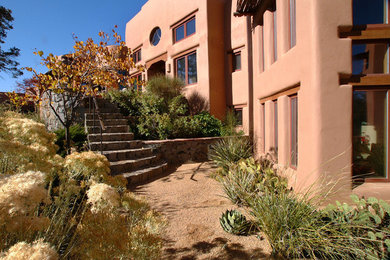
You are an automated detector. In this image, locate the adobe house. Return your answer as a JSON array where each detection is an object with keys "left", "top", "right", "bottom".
[{"left": 126, "top": 0, "right": 390, "bottom": 199}]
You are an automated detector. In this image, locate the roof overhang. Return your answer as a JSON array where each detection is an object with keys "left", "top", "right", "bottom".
[{"left": 234, "top": 0, "right": 275, "bottom": 26}]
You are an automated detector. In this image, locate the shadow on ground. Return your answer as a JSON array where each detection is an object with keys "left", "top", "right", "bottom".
[{"left": 162, "top": 237, "right": 270, "bottom": 260}]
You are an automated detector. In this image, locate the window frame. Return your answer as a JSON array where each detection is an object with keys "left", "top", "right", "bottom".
[
  {"left": 175, "top": 51, "right": 197, "bottom": 86},
  {"left": 273, "top": 100, "right": 278, "bottom": 161},
  {"left": 131, "top": 73, "right": 143, "bottom": 91},
  {"left": 173, "top": 16, "right": 196, "bottom": 44},
  {"left": 352, "top": 86, "right": 390, "bottom": 182},
  {"left": 289, "top": 0, "right": 296, "bottom": 49},
  {"left": 273, "top": 9, "right": 278, "bottom": 63},
  {"left": 290, "top": 95, "right": 298, "bottom": 168},
  {"left": 132, "top": 49, "right": 142, "bottom": 64},
  {"left": 232, "top": 51, "right": 242, "bottom": 72},
  {"left": 234, "top": 107, "right": 243, "bottom": 126}
]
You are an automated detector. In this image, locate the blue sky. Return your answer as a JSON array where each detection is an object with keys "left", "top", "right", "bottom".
[{"left": 0, "top": 0, "right": 148, "bottom": 92}]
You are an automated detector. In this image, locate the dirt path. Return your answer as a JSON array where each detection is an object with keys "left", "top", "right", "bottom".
[{"left": 131, "top": 162, "right": 272, "bottom": 259}]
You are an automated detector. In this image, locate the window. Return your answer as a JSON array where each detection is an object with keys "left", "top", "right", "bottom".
[
  {"left": 353, "top": 0, "right": 389, "bottom": 25},
  {"left": 174, "top": 17, "right": 196, "bottom": 43},
  {"left": 150, "top": 27, "right": 161, "bottom": 46},
  {"left": 352, "top": 43, "right": 390, "bottom": 75},
  {"left": 262, "top": 104, "right": 266, "bottom": 153},
  {"left": 175, "top": 52, "right": 197, "bottom": 85},
  {"left": 132, "top": 49, "right": 141, "bottom": 63},
  {"left": 234, "top": 108, "right": 243, "bottom": 126},
  {"left": 290, "top": 96, "right": 298, "bottom": 167},
  {"left": 273, "top": 9, "right": 278, "bottom": 63},
  {"left": 261, "top": 26, "right": 265, "bottom": 72},
  {"left": 274, "top": 100, "right": 278, "bottom": 160},
  {"left": 353, "top": 89, "right": 389, "bottom": 181},
  {"left": 131, "top": 74, "right": 143, "bottom": 91},
  {"left": 233, "top": 52, "right": 241, "bottom": 71},
  {"left": 289, "top": 0, "right": 296, "bottom": 48}
]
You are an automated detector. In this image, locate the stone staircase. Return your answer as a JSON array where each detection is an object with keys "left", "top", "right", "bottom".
[{"left": 85, "top": 98, "right": 167, "bottom": 184}]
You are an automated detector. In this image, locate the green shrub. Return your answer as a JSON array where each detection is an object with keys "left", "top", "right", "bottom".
[
  {"left": 209, "top": 137, "right": 252, "bottom": 174},
  {"left": 192, "top": 111, "right": 222, "bottom": 137},
  {"left": 55, "top": 124, "right": 87, "bottom": 157},
  {"left": 104, "top": 88, "right": 141, "bottom": 117},
  {"left": 220, "top": 209, "right": 253, "bottom": 236}
]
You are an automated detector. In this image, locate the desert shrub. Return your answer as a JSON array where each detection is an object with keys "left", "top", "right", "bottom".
[
  {"left": 0, "top": 239, "right": 59, "bottom": 260},
  {"left": 209, "top": 137, "right": 252, "bottom": 174},
  {"left": 221, "top": 109, "right": 243, "bottom": 136},
  {"left": 219, "top": 158, "right": 286, "bottom": 206},
  {"left": 145, "top": 74, "right": 185, "bottom": 102},
  {"left": 55, "top": 124, "right": 87, "bottom": 157},
  {"left": 247, "top": 184, "right": 390, "bottom": 259}
]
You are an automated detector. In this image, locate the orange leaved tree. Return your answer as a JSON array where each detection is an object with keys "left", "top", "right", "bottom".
[{"left": 19, "top": 28, "right": 139, "bottom": 154}]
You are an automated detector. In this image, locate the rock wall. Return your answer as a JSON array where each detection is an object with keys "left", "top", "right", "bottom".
[{"left": 143, "top": 136, "right": 249, "bottom": 165}]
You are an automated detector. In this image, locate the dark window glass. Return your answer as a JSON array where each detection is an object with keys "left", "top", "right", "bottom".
[
  {"left": 175, "top": 25, "right": 185, "bottom": 42},
  {"left": 290, "top": 0, "right": 296, "bottom": 48},
  {"left": 233, "top": 52, "right": 241, "bottom": 71},
  {"left": 234, "top": 109, "right": 243, "bottom": 126},
  {"left": 150, "top": 27, "right": 161, "bottom": 46},
  {"left": 291, "top": 96, "right": 298, "bottom": 167},
  {"left": 353, "top": 0, "right": 388, "bottom": 25},
  {"left": 187, "top": 52, "right": 197, "bottom": 84},
  {"left": 274, "top": 101, "right": 278, "bottom": 160},
  {"left": 273, "top": 10, "right": 277, "bottom": 62},
  {"left": 186, "top": 18, "right": 196, "bottom": 36},
  {"left": 137, "top": 50, "right": 141, "bottom": 62},
  {"left": 131, "top": 74, "right": 142, "bottom": 91},
  {"left": 176, "top": 57, "right": 186, "bottom": 83},
  {"left": 353, "top": 43, "right": 389, "bottom": 74},
  {"left": 174, "top": 17, "right": 196, "bottom": 43},
  {"left": 353, "top": 90, "right": 387, "bottom": 179}
]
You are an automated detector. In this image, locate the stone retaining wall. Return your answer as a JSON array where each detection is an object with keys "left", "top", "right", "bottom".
[{"left": 143, "top": 136, "right": 249, "bottom": 165}]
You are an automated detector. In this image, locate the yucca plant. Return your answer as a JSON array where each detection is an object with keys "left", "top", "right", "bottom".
[
  {"left": 208, "top": 137, "right": 252, "bottom": 174},
  {"left": 220, "top": 209, "right": 252, "bottom": 236}
]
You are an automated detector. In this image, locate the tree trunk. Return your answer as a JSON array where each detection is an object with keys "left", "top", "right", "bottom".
[{"left": 65, "top": 124, "right": 71, "bottom": 155}]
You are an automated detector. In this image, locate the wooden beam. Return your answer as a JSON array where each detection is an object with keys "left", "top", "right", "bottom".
[{"left": 340, "top": 74, "right": 390, "bottom": 86}]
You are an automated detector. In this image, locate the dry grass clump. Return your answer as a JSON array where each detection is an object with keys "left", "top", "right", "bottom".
[
  {"left": 0, "top": 111, "right": 164, "bottom": 259},
  {"left": 0, "top": 240, "right": 58, "bottom": 260}
]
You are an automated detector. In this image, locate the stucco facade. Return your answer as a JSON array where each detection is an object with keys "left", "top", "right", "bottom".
[{"left": 126, "top": 0, "right": 390, "bottom": 198}]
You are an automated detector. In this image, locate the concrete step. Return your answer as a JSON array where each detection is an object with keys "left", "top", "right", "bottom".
[
  {"left": 110, "top": 155, "right": 160, "bottom": 175},
  {"left": 103, "top": 147, "right": 153, "bottom": 162},
  {"left": 87, "top": 125, "right": 129, "bottom": 134},
  {"left": 89, "top": 140, "right": 142, "bottom": 151},
  {"left": 123, "top": 162, "right": 168, "bottom": 185},
  {"left": 88, "top": 133, "right": 134, "bottom": 142},
  {"left": 85, "top": 118, "right": 128, "bottom": 127},
  {"left": 85, "top": 113, "right": 124, "bottom": 120}
]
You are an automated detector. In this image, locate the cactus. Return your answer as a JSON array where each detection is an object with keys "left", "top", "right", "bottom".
[{"left": 219, "top": 209, "right": 252, "bottom": 236}]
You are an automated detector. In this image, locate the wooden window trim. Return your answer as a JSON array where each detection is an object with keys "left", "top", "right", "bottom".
[
  {"left": 352, "top": 87, "right": 390, "bottom": 182},
  {"left": 175, "top": 51, "right": 197, "bottom": 86},
  {"left": 232, "top": 51, "right": 242, "bottom": 72},
  {"left": 259, "top": 85, "right": 300, "bottom": 103},
  {"left": 289, "top": 95, "right": 298, "bottom": 169},
  {"left": 288, "top": 0, "right": 296, "bottom": 49},
  {"left": 339, "top": 24, "right": 390, "bottom": 41},
  {"left": 174, "top": 17, "right": 196, "bottom": 44},
  {"left": 273, "top": 100, "right": 278, "bottom": 161}
]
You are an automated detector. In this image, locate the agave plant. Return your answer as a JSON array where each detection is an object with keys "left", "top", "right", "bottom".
[{"left": 220, "top": 209, "right": 252, "bottom": 236}]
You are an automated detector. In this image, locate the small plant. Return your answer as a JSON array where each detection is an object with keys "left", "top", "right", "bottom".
[
  {"left": 54, "top": 124, "right": 87, "bottom": 157},
  {"left": 192, "top": 111, "right": 222, "bottom": 137},
  {"left": 220, "top": 209, "right": 252, "bottom": 236},
  {"left": 221, "top": 109, "right": 244, "bottom": 136},
  {"left": 209, "top": 137, "right": 252, "bottom": 174}
]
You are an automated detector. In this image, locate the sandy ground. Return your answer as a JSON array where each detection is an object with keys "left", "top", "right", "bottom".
[{"left": 130, "top": 162, "right": 272, "bottom": 260}]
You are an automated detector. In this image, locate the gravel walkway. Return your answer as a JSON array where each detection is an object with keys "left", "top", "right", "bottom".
[{"left": 130, "top": 162, "right": 272, "bottom": 259}]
